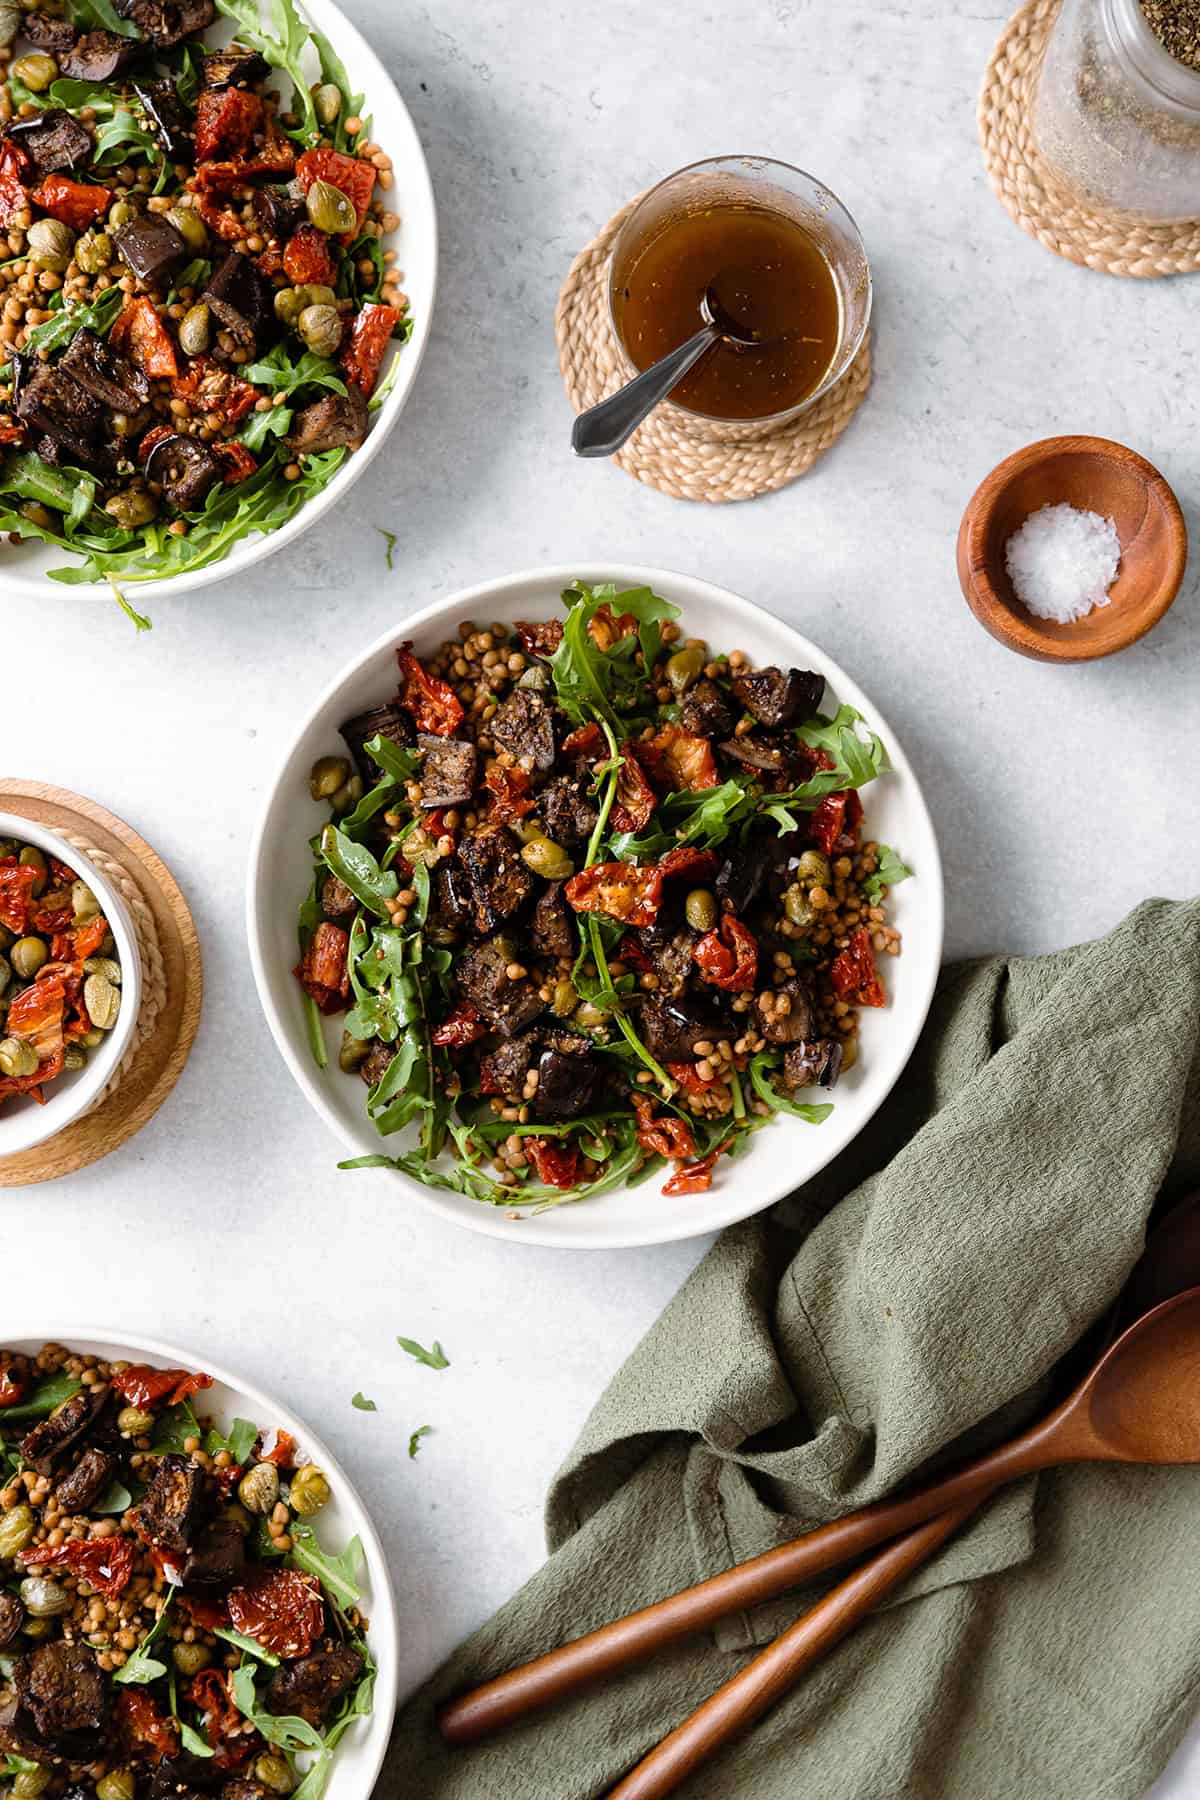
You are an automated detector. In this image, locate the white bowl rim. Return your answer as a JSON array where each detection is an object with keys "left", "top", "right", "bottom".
[
  {"left": 0, "top": 0, "right": 438, "bottom": 605},
  {"left": 246, "top": 561, "right": 945, "bottom": 1250},
  {"left": 1, "top": 1324, "right": 400, "bottom": 1791},
  {"left": 0, "top": 810, "right": 142, "bottom": 1157}
]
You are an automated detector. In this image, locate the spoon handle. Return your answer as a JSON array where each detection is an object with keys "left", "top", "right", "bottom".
[
  {"left": 604, "top": 1502, "right": 980, "bottom": 1800},
  {"left": 571, "top": 325, "right": 718, "bottom": 457}
]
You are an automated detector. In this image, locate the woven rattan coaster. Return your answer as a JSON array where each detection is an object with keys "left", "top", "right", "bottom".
[
  {"left": 555, "top": 196, "right": 872, "bottom": 503},
  {"left": 0, "top": 781, "right": 202, "bottom": 1186},
  {"left": 980, "top": 0, "right": 1200, "bottom": 277}
]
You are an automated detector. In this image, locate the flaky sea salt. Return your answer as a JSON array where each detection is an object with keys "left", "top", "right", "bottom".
[{"left": 1004, "top": 503, "right": 1122, "bottom": 623}]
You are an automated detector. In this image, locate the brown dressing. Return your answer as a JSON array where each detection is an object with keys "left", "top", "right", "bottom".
[{"left": 612, "top": 203, "right": 841, "bottom": 421}]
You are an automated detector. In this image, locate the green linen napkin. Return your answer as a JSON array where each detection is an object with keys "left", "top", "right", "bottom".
[{"left": 379, "top": 898, "right": 1200, "bottom": 1799}]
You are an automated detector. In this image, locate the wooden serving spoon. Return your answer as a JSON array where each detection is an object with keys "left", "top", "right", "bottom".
[{"left": 440, "top": 1278, "right": 1200, "bottom": 1749}]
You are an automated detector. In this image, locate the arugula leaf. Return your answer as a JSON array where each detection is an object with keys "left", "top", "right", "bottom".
[
  {"left": 110, "top": 579, "right": 153, "bottom": 633},
  {"left": 408, "top": 1425, "right": 431, "bottom": 1459},
  {"left": 231, "top": 1662, "right": 325, "bottom": 1754},
  {"left": 549, "top": 582, "right": 678, "bottom": 732},
  {"left": 363, "top": 733, "right": 419, "bottom": 783},
  {"left": 794, "top": 705, "right": 890, "bottom": 791},
  {"left": 288, "top": 1521, "right": 364, "bottom": 1612},
  {"left": 0, "top": 1371, "right": 81, "bottom": 1425},
  {"left": 23, "top": 283, "right": 123, "bottom": 356},
  {"left": 205, "top": 1417, "right": 258, "bottom": 1465},
  {"left": 309, "top": 22, "right": 366, "bottom": 152},
  {"left": 214, "top": 1626, "right": 280, "bottom": 1667},
  {"left": 1, "top": 1756, "right": 42, "bottom": 1775},
  {"left": 69, "top": 0, "right": 140, "bottom": 34},
  {"left": 151, "top": 1398, "right": 202, "bottom": 1454},
  {"left": 319, "top": 825, "right": 398, "bottom": 916},
  {"left": 396, "top": 1337, "right": 449, "bottom": 1370},
  {"left": 244, "top": 341, "right": 348, "bottom": 398},
  {"left": 240, "top": 404, "right": 293, "bottom": 451},
  {"left": 214, "top": 0, "right": 319, "bottom": 142},
  {"left": 115, "top": 1593, "right": 172, "bottom": 1686},
  {"left": 376, "top": 526, "right": 397, "bottom": 569},
  {"left": 367, "top": 348, "right": 403, "bottom": 413},
  {"left": 861, "top": 844, "right": 913, "bottom": 903},
  {"left": 94, "top": 1479, "right": 133, "bottom": 1515},
  {"left": 351, "top": 1392, "right": 376, "bottom": 1412},
  {"left": 747, "top": 1052, "right": 835, "bottom": 1125}
]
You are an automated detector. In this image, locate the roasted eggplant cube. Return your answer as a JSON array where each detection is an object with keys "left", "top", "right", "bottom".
[
  {"left": 284, "top": 390, "right": 369, "bottom": 455},
  {"left": 530, "top": 881, "right": 575, "bottom": 959},
  {"left": 418, "top": 733, "right": 477, "bottom": 809},
  {"left": 783, "top": 1038, "right": 843, "bottom": 1090},
  {"left": 456, "top": 829, "right": 535, "bottom": 935},
  {"left": 145, "top": 432, "right": 223, "bottom": 511},
  {"left": 54, "top": 1445, "right": 118, "bottom": 1515},
  {"left": 11, "top": 1642, "right": 107, "bottom": 1758},
  {"left": 22, "top": 12, "right": 79, "bottom": 53},
  {"left": 115, "top": 0, "right": 215, "bottom": 48},
  {"left": 202, "top": 250, "right": 277, "bottom": 349},
  {"left": 755, "top": 974, "right": 816, "bottom": 1045},
  {"left": 6, "top": 109, "right": 92, "bottom": 174},
  {"left": 679, "top": 677, "right": 734, "bottom": 740},
  {"left": 489, "top": 688, "right": 557, "bottom": 772},
  {"left": 731, "top": 665, "right": 825, "bottom": 729},
  {"left": 339, "top": 699, "right": 414, "bottom": 780},
  {"left": 19, "top": 1385, "right": 109, "bottom": 1475},
  {"left": 640, "top": 996, "right": 729, "bottom": 1063},
  {"left": 135, "top": 1452, "right": 210, "bottom": 1556},
  {"left": 114, "top": 212, "right": 190, "bottom": 284},
  {"left": 202, "top": 44, "right": 269, "bottom": 86},
  {"left": 60, "top": 327, "right": 151, "bottom": 413},
  {"left": 265, "top": 1646, "right": 363, "bottom": 1728},
  {"left": 540, "top": 774, "right": 597, "bottom": 849},
  {"left": 133, "top": 79, "right": 195, "bottom": 160},
  {"left": 456, "top": 939, "right": 544, "bottom": 1037},
  {"left": 183, "top": 1518, "right": 246, "bottom": 1587},
  {"left": 534, "top": 1041, "right": 605, "bottom": 1120},
  {"left": 61, "top": 29, "right": 143, "bottom": 82},
  {"left": 252, "top": 183, "right": 307, "bottom": 242}
]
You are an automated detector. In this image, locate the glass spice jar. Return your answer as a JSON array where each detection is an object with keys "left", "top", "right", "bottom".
[{"left": 1034, "top": 0, "right": 1200, "bottom": 219}]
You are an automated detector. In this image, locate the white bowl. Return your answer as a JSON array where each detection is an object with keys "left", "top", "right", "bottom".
[
  {"left": 0, "top": 812, "right": 142, "bottom": 1158},
  {"left": 247, "top": 564, "right": 945, "bottom": 1250},
  {"left": 2, "top": 1328, "right": 399, "bottom": 1797},
  {"left": 0, "top": 0, "right": 437, "bottom": 605}
]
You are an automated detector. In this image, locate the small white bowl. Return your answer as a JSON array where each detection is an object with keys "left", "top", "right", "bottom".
[
  {"left": 2, "top": 1328, "right": 398, "bottom": 1798},
  {"left": 247, "top": 564, "right": 945, "bottom": 1251},
  {"left": 0, "top": 812, "right": 142, "bottom": 1158}
]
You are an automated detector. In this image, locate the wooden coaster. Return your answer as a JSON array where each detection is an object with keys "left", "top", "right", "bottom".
[
  {"left": 555, "top": 194, "right": 872, "bottom": 504},
  {"left": 980, "top": 0, "right": 1200, "bottom": 278},
  {"left": 0, "top": 782, "right": 202, "bottom": 1186}
]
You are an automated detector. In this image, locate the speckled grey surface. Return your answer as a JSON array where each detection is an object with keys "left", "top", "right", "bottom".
[{"left": 3, "top": 0, "right": 1197, "bottom": 1790}]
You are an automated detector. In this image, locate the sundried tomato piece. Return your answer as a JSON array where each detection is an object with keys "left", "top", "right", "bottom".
[
  {"left": 657, "top": 846, "right": 720, "bottom": 883},
  {"left": 30, "top": 172, "right": 111, "bottom": 230},
  {"left": 640, "top": 726, "right": 719, "bottom": 793},
  {"left": 808, "top": 792, "right": 848, "bottom": 856},
  {"left": 296, "top": 147, "right": 376, "bottom": 226},
  {"left": 21, "top": 1535, "right": 134, "bottom": 1599},
  {"left": 632, "top": 1095, "right": 696, "bottom": 1161},
  {"left": 662, "top": 1140, "right": 728, "bottom": 1196},
  {"left": 0, "top": 142, "right": 29, "bottom": 230},
  {"left": 118, "top": 1689, "right": 179, "bottom": 1763},
  {"left": 7, "top": 973, "right": 65, "bottom": 1064},
  {"left": 191, "top": 137, "right": 295, "bottom": 191},
  {"left": 283, "top": 222, "right": 335, "bottom": 287},
  {"left": 0, "top": 1368, "right": 26, "bottom": 1407},
  {"left": 109, "top": 297, "right": 177, "bottom": 379},
  {"left": 587, "top": 604, "right": 638, "bottom": 651},
  {"left": 341, "top": 301, "right": 399, "bottom": 396},
  {"left": 431, "top": 1002, "right": 486, "bottom": 1048},
  {"left": 192, "top": 189, "right": 244, "bottom": 243},
  {"left": 136, "top": 423, "right": 175, "bottom": 466},
  {"left": 194, "top": 86, "right": 263, "bottom": 162},
  {"left": 693, "top": 915, "right": 758, "bottom": 993},
  {"left": 611, "top": 745, "right": 657, "bottom": 833},
  {"left": 213, "top": 441, "right": 257, "bottom": 484},
  {"left": 0, "top": 862, "right": 37, "bottom": 932},
  {"left": 515, "top": 619, "right": 563, "bottom": 658},
  {"left": 178, "top": 1591, "right": 231, "bottom": 1630},
  {"left": 564, "top": 847, "right": 717, "bottom": 928},
  {"left": 111, "top": 1365, "right": 214, "bottom": 1410},
  {"left": 396, "top": 642, "right": 464, "bottom": 737},
  {"left": 526, "top": 1138, "right": 580, "bottom": 1190},
  {"left": 830, "top": 926, "right": 886, "bottom": 1008},
  {"left": 840, "top": 789, "right": 863, "bottom": 849},
  {"left": 294, "top": 922, "right": 350, "bottom": 1015},
  {"left": 561, "top": 721, "right": 603, "bottom": 762},
  {"left": 484, "top": 763, "right": 534, "bottom": 825},
  {"left": 189, "top": 1668, "right": 245, "bottom": 1753},
  {"left": 616, "top": 932, "right": 652, "bottom": 972},
  {"left": 254, "top": 1427, "right": 296, "bottom": 1469},
  {"left": 227, "top": 1568, "right": 325, "bottom": 1659}
]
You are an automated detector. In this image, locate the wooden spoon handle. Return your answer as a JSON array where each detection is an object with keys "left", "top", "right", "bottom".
[
  {"left": 604, "top": 1503, "right": 977, "bottom": 1800},
  {"left": 438, "top": 1415, "right": 1064, "bottom": 1747}
]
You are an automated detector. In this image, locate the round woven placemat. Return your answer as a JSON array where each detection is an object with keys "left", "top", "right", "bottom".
[
  {"left": 555, "top": 195, "right": 872, "bottom": 503},
  {"left": 0, "top": 781, "right": 202, "bottom": 1186},
  {"left": 980, "top": 0, "right": 1200, "bottom": 277}
]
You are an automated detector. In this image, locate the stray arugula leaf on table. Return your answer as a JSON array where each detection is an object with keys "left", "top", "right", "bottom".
[
  {"left": 351, "top": 1392, "right": 377, "bottom": 1412},
  {"left": 408, "top": 1425, "right": 432, "bottom": 1459},
  {"left": 396, "top": 1336, "right": 449, "bottom": 1370}
]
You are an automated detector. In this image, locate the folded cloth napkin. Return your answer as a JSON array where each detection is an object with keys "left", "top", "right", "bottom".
[{"left": 379, "top": 898, "right": 1200, "bottom": 1799}]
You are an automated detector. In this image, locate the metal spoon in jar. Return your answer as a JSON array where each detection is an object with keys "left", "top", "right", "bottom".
[{"left": 571, "top": 286, "right": 759, "bottom": 458}]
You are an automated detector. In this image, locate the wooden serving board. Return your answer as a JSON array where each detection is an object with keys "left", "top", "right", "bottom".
[{"left": 0, "top": 780, "right": 203, "bottom": 1186}]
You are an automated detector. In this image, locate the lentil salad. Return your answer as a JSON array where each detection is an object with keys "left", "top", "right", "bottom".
[
  {"left": 294, "top": 581, "right": 912, "bottom": 1212},
  {"left": 0, "top": 0, "right": 408, "bottom": 620},
  {"left": 0, "top": 1341, "right": 375, "bottom": 1799}
]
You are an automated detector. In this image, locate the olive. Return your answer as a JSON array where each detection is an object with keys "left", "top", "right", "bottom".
[
  {"left": 520, "top": 835, "right": 574, "bottom": 880},
  {"left": 0, "top": 1502, "right": 34, "bottom": 1559},
  {"left": 108, "top": 199, "right": 138, "bottom": 230},
  {"left": 289, "top": 1464, "right": 330, "bottom": 1515},
  {"left": 104, "top": 488, "right": 157, "bottom": 530},
  {"left": 83, "top": 973, "right": 120, "bottom": 1031},
  {"left": 117, "top": 1405, "right": 154, "bottom": 1437},
  {"left": 797, "top": 850, "right": 832, "bottom": 887},
  {"left": 0, "top": 3, "right": 19, "bottom": 50},
  {"left": 338, "top": 1034, "right": 370, "bottom": 1073},
  {"left": 294, "top": 283, "right": 336, "bottom": 311},
  {"left": 19, "top": 1576, "right": 70, "bottom": 1618},
  {"left": 297, "top": 302, "right": 343, "bottom": 358},
  {"left": 684, "top": 888, "right": 717, "bottom": 932},
  {"left": 11, "top": 1768, "right": 52, "bottom": 1800},
  {"left": 166, "top": 203, "right": 207, "bottom": 254},
  {"left": 26, "top": 217, "right": 74, "bottom": 272},
  {"left": 0, "top": 1039, "right": 38, "bottom": 1078},
  {"left": 665, "top": 645, "right": 705, "bottom": 694},
  {"left": 83, "top": 956, "right": 121, "bottom": 986},
  {"left": 172, "top": 1640, "right": 211, "bottom": 1677},
  {"left": 313, "top": 81, "right": 342, "bottom": 126},
  {"left": 74, "top": 229, "right": 114, "bottom": 274},
  {"left": 18, "top": 845, "right": 46, "bottom": 897},
  {"left": 551, "top": 977, "right": 577, "bottom": 1017},
  {"left": 329, "top": 774, "right": 363, "bottom": 816},
  {"left": 11, "top": 52, "right": 58, "bottom": 90},
  {"left": 177, "top": 301, "right": 211, "bottom": 357},
  {"left": 310, "top": 753, "right": 350, "bottom": 801},
  {"left": 305, "top": 176, "right": 357, "bottom": 235},
  {"left": 784, "top": 885, "right": 813, "bottom": 928},
  {"left": 238, "top": 1461, "right": 280, "bottom": 1515},
  {"left": 62, "top": 1043, "right": 86, "bottom": 1071},
  {"left": 254, "top": 1753, "right": 295, "bottom": 1796},
  {"left": 9, "top": 929, "right": 47, "bottom": 975},
  {"left": 95, "top": 1771, "right": 135, "bottom": 1800}
]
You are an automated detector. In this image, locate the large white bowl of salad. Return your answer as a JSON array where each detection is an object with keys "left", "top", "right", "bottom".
[
  {"left": 0, "top": 0, "right": 435, "bottom": 622},
  {"left": 247, "top": 564, "right": 945, "bottom": 1251}
]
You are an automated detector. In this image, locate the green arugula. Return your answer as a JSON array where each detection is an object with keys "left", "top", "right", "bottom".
[
  {"left": 204, "top": 1417, "right": 258, "bottom": 1464},
  {"left": 245, "top": 342, "right": 348, "bottom": 399},
  {"left": 861, "top": 844, "right": 913, "bottom": 903},
  {"left": 115, "top": 1593, "right": 172, "bottom": 1686},
  {"left": 319, "top": 825, "right": 398, "bottom": 917},
  {"left": 214, "top": 0, "right": 320, "bottom": 142},
  {"left": 94, "top": 1478, "right": 133, "bottom": 1515},
  {"left": 548, "top": 581, "right": 680, "bottom": 732},
  {"left": 288, "top": 1520, "right": 364, "bottom": 1612},
  {"left": 408, "top": 1425, "right": 431, "bottom": 1458},
  {"left": 351, "top": 1392, "right": 376, "bottom": 1412},
  {"left": 214, "top": 1626, "right": 281, "bottom": 1667},
  {"left": 69, "top": 0, "right": 140, "bottom": 35},
  {"left": 0, "top": 1371, "right": 81, "bottom": 1425},
  {"left": 376, "top": 526, "right": 397, "bottom": 569},
  {"left": 396, "top": 1336, "right": 449, "bottom": 1370},
  {"left": 151, "top": 1398, "right": 202, "bottom": 1454},
  {"left": 747, "top": 1052, "right": 835, "bottom": 1125},
  {"left": 22, "top": 284, "right": 123, "bottom": 356},
  {"left": 298, "top": 864, "right": 329, "bottom": 1069}
]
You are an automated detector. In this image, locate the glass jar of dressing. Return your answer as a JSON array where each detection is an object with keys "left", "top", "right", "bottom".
[
  {"left": 608, "top": 156, "right": 871, "bottom": 439},
  {"left": 1034, "top": 0, "right": 1200, "bottom": 219}
]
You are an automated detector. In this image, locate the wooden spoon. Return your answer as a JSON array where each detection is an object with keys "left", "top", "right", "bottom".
[{"left": 439, "top": 1281, "right": 1200, "bottom": 1747}]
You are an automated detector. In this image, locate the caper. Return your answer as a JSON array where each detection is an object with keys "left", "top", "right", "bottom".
[
  {"left": 665, "top": 645, "right": 705, "bottom": 694},
  {"left": 238, "top": 1461, "right": 280, "bottom": 1516},
  {"left": 338, "top": 1034, "right": 369, "bottom": 1073},
  {"left": 399, "top": 825, "right": 439, "bottom": 868},
  {"left": 274, "top": 286, "right": 305, "bottom": 327},
  {"left": 83, "top": 956, "right": 121, "bottom": 985},
  {"left": 293, "top": 283, "right": 336, "bottom": 310},
  {"left": 81, "top": 1025, "right": 105, "bottom": 1048},
  {"left": 312, "top": 81, "right": 342, "bottom": 126},
  {"left": 329, "top": 773, "right": 364, "bottom": 816},
  {"left": 117, "top": 1404, "right": 154, "bottom": 1437},
  {"left": 684, "top": 888, "right": 717, "bottom": 932},
  {"left": 74, "top": 228, "right": 113, "bottom": 274},
  {"left": 305, "top": 176, "right": 356, "bottom": 235},
  {"left": 0, "top": 1037, "right": 37, "bottom": 1079},
  {"left": 177, "top": 301, "right": 211, "bottom": 357},
  {"left": 11, "top": 52, "right": 58, "bottom": 90},
  {"left": 110, "top": 411, "right": 136, "bottom": 438},
  {"left": 18, "top": 845, "right": 46, "bottom": 897},
  {"left": 0, "top": 2, "right": 21, "bottom": 49},
  {"left": 19, "top": 499, "right": 53, "bottom": 530},
  {"left": 95, "top": 1771, "right": 135, "bottom": 1800},
  {"left": 551, "top": 977, "right": 577, "bottom": 1018},
  {"left": 104, "top": 488, "right": 158, "bottom": 530},
  {"left": 11, "top": 1767, "right": 52, "bottom": 1799},
  {"left": 108, "top": 199, "right": 138, "bottom": 229},
  {"left": 21, "top": 1615, "right": 53, "bottom": 1639},
  {"left": 520, "top": 835, "right": 574, "bottom": 880},
  {"left": 797, "top": 850, "right": 831, "bottom": 886},
  {"left": 165, "top": 203, "right": 207, "bottom": 253},
  {"left": 309, "top": 753, "right": 350, "bottom": 801},
  {"left": 83, "top": 972, "right": 120, "bottom": 1031},
  {"left": 297, "top": 302, "right": 343, "bottom": 358},
  {"left": 172, "top": 1640, "right": 211, "bottom": 1677},
  {"left": 0, "top": 1502, "right": 35, "bottom": 1559},
  {"left": 254, "top": 1753, "right": 295, "bottom": 1796},
  {"left": 573, "top": 1001, "right": 607, "bottom": 1029},
  {"left": 26, "top": 216, "right": 75, "bottom": 272},
  {"left": 62, "top": 1043, "right": 86, "bottom": 1071},
  {"left": 19, "top": 1576, "right": 70, "bottom": 1618},
  {"left": 784, "top": 885, "right": 813, "bottom": 928},
  {"left": 289, "top": 1464, "right": 331, "bottom": 1515}
]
